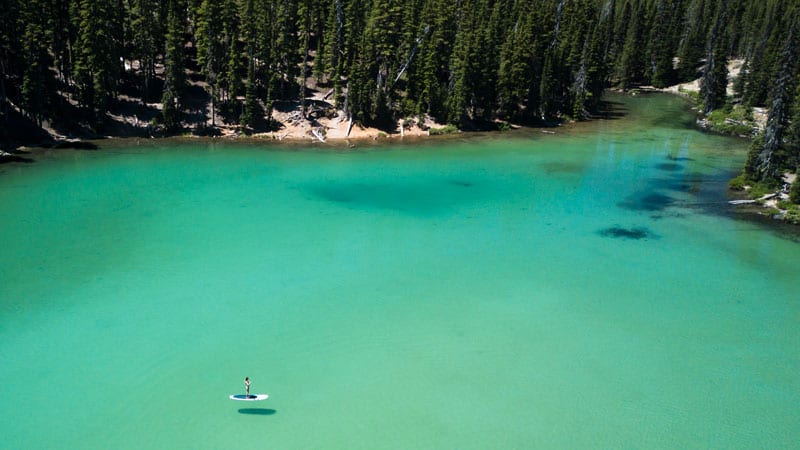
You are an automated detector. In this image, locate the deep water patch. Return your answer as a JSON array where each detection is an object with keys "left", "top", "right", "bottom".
[
  {"left": 539, "top": 161, "right": 587, "bottom": 175},
  {"left": 598, "top": 226, "right": 656, "bottom": 240},
  {"left": 656, "top": 162, "right": 682, "bottom": 172},
  {"left": 618, "top": 192, "right": 675, "bottom": 211},
  {"left": 304, "top": 179, "right": 477, "bottom": 216}
]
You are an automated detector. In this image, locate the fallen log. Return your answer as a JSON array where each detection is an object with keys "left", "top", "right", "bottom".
[{"left": 311, "top": 128, "right": 326, "bottom": 143}]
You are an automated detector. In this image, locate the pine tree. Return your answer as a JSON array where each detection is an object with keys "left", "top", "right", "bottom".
[
  {"left": 271, "top": 0, "right": 299, "bottom": 101},
  {"left": 787, "top": 83, "right": 800, "bottom": 176},
  {"left": 162, "top": 0, "right": 187, "bottom": 130},
  {"left": 741, "top": 0, "right": 786, "bottom": 107},
  {"left": 350, "top": 0, "right": 404, "bottom": 126},
  {"left": 790, "top": 175, "right": 800, "bottom": 203},
  {"left": 195, "top": 0, "right": 226, "bottom": 125},
  {"left": 297, "top": 0, "right": 313, "bottom": 119},
  {"left": 497, "top": 5, "right": 535, "bottom": 121},
  {"left": 49, "top": 0, "right": 76, "bottom": 92},
  {"left": 565, "top": 0, "right": 602, "bottom": 119},
  {"left": 74, "top": 0, "right": 124, "bottom": 124},
  {"left": 223, "top": 5, "right": 242, "bottom": 114},
  {"left": 253, "top": 0, "right": 275, "bottom": 124},
  {"left": 20, "top": 0, "right": 51, "bottom": 125},
  {"left": 445, "top": 2, "right": 476, "bottom": 124},
  {"left": 618, "top": 0, "right": 647, "bottom": 88},
  {"left": 472, "top": 0, "right": 505, "bottom": 120},
  {"left": 0, "top": 0, "right": 21, "bottom": 137},
  {"left": 676, "top": 0, "right": 711, "bottom": 82},
  {"left": 647, "top": 0, "right": 677, "bottom": 88},
  {"left": 539, "top": 49, "right": 559, "bottom": 121},
  {"left": 321, "top": 0, "right": 345, "bottom": 100},
  {"left": 412, "top": 0, "right": 455, "bottom": 120},
  {"left": 595, "top": 0, "right": 616, "bottom": 89},
  {"left": 539, "top": 0, "right": 566, "bottom": 121},
  {"left": 130, "top": 0, "right": 164, "bottom": 104},
  {"left": 700, "top": 0, "right": 729, "bottom": 114},
  {"left": 744, "top": 23, "right": 797, "bottom": 183},
  {"left": 241, "top": 0, "right": 260, "bottom": 129},
  {"left": 585, "top": 0, "right": 613, "bottom": 109}
]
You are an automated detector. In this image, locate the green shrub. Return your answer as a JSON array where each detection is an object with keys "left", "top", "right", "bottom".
[
  {"left": 783, "top": 206, "right": 800, "bottom": 224},
  {"left": 790, "top": 179, "right": 800, "bottom": 203},
  {"left": 749, "top": 182, "right": 774, "bottom": 200},
  {"left": 706, "top": 105, "right": 756, "bottom": 136},
  {"left": 429, "top": 124, "right": 459, "bottom": 135},
  {"left": 728, "top": 174, "right": 749, "bottom": 191},
  {"left": 678, "top": 87, "right": 700, "bottom": 101}
]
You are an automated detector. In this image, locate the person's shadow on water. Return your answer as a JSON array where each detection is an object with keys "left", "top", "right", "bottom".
[{"left": 238, "top": 408, "right": 277, "bottom": 416}]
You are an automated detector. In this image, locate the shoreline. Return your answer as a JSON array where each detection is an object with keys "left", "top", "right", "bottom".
[
  {"left": 5, "top": 123, "right": 569, "bottom": 161},
  {"left": 4, "top": 91, "right": 799, "bottom": 231},
  {"left": 4, "top": 106, "right": 567, "bottom": 155},
  {"left": 0, "top": 83, "right": 752, "bottom": 156},
  {"left": 3, "top": 71, "right": 749, "bottom": 154}
]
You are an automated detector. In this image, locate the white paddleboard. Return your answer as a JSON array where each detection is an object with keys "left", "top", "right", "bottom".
[{"left": 230, "top": 394, "right": 269, "bottom": 401}]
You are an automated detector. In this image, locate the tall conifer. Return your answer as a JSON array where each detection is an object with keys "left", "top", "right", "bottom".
[
  {"left": 162, "top": 0, "right": 186, "bottom": 130},
  {"left": 618, "top": 0, "right": 647, "bottom": 88},
  {"left": 130, "top": 0, "right": 163, "bottom": 104},
  {"left": 700, "top": 0, "right": 729, "bottom": 113},
  {"left": 20, "top": 0, "right": 51, "bottom": 125},
  {"left": 74, "top": 0, "right": 123, "bottom": 124},
  {"left": 196, "top": 0, "right": 227, "bottom": 126},
  {"left": 745, "top": 23, "right": 797, "bottom": 182}
]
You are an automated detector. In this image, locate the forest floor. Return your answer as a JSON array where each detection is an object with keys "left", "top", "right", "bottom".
[
  {"left": 51, "top": 67, "right": 448, "bottom": 145},
  {"left": 8, "top": 56, "right": 761, "bottom": 149},
  {"left": 0, "top": 53, "right": 449, "bottom": 150}
]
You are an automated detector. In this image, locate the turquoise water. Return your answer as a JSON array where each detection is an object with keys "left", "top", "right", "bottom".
[{"left": 1, "top": 94, "right": 798, "bottom": 448}]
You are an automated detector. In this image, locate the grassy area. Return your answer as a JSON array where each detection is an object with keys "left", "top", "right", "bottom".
[
  {"left": 783, "top": 205, "right": 800, "bottom": 224},
  {"left": 706, "top": 104, "right": 757, "bottom": 136},
  {"left": 677, "top": 86, "right": 700, "bottom": 101},
  {"left": 429, "top": 124, "right": 459, "bottom": 135},
  {"left": 729, "top": 174, "right": 778, "bottom": 198}
]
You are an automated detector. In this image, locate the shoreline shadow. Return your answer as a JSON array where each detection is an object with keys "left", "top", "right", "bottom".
[{"left": 238, "top": 408, "right": 277, "bottom": 416}]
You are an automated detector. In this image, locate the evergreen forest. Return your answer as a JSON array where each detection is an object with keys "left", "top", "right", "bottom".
[{"left": 1, "top": 0, "right": 799, "bottom": 190}]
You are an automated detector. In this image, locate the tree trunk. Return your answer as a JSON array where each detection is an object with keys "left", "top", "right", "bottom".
[
  {"left": 301, "top": 24, "right": 310, "bottom": 120},
  {"left": 211, "top": 84, "right": 216, "bottom": 127}
]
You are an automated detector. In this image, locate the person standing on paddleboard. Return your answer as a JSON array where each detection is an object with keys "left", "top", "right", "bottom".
[{"left": 244, "top": 377, "right": 251, "bottom": 398}]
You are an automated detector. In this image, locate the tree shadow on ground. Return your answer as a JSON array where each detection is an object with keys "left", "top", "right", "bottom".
[{"left": 103, "top": 97, "right": 161, "bottom": 137}]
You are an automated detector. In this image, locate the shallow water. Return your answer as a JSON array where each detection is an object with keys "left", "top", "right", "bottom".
[{"left": 1, "top": 94, "right": 798, "bottom": 449}]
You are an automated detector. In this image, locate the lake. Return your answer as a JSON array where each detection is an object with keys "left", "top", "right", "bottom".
[{"left": 1, "top": 93, "right": 798, "bottom": 448}]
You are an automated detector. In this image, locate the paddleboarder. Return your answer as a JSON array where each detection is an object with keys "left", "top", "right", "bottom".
[{"left": 244, "top": 376, "right": 251, "bottom": 398}]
